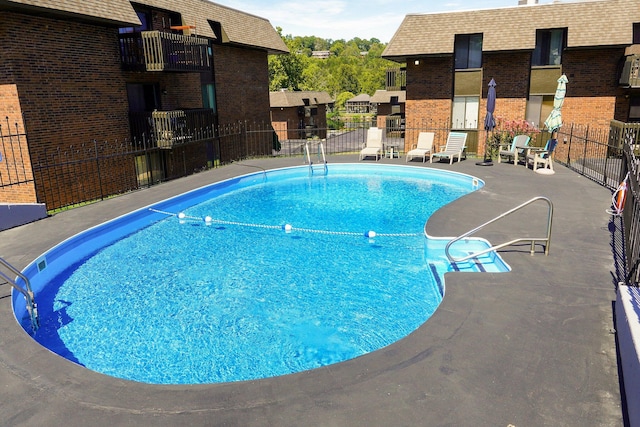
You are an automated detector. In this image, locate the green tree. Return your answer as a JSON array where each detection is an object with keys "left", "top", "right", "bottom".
[
  {"left": 269, "top": 33, "right": 403, "bottom": 98},
  {"left": 335, "top": 92, "right": 355, "bottom": 110},
  {"left": 268, "top": 28, "right": 307, "bottom": 91},
  {"left": 300, "top": 61, "right": 331, "bottom": 92},
  {"left": 331, "top": 64, "right": 360, "bottom": 95}
]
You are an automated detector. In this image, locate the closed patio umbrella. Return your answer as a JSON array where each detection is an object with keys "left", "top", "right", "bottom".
[
  {"left": 538, "top": 74, "right": 567, "bottom": 176},
  {"left": 544, "top": 74, "right": 569, "bottom": 133},
  {"left": 478, "top": 78, "right": 496, "bottom": 165},
  {"left": 484, "top": 78, "right": 497, "bottom": 132}
]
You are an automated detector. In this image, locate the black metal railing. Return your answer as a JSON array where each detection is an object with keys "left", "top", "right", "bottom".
[
  {"left": 386, "top": 67, "right": 406, "bottom": 91},
  {"left": 120, "top": 31, "right": 211, "bottom": 72},
  {"left": 129, "top": 108, "right": 216, "bottom": 149},
  {"left": 0, "top": 117, "right": 33, "bottom": 189},
  {"left": 553, "top": 123, "right": 623, "bottom": 189},
  {"left": 6, "top": 115, "right": 640, "bottom": 287}
]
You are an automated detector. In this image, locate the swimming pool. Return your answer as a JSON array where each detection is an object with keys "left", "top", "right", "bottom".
[{"left": 13, "top": 164, "right": 508, "bottom": 384}]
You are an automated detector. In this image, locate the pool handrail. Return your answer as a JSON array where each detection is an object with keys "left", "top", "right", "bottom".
[
  {"left": 445, "top": 196, "right": 553, "bottom": 263},
  {"left": 305, "top": 139, "right": 328, "bottom": 175},
  {"left": 0, "top": 256, "right": 39, "bottom": 331}
]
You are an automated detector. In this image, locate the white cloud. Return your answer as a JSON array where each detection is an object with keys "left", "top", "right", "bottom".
[{"left": 214, "top": 0, "right": 556, "bottom": 42}]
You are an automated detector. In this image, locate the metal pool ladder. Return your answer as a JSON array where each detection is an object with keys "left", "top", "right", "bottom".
[
  {"left": 0, "top": 256, "right": 39, "bottom": 332},
  {"left": 445, "top": 196, "right": 553, "bottom": 264},
  {"left": 305, "top": 139, "right": 328, "bottom": 176}
]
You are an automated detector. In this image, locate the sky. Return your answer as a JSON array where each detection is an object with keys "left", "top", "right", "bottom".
[{"left": 217, "top": 0, "right": 560, "bottom": 43}]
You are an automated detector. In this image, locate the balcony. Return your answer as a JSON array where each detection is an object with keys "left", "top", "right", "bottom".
[
  {"left": 129, "top": 108, "right": 216, "bottom": 149},
  {"left": 386, "top": 68, "right": 406, "bottom": 91},
  {"left": 120, "top": 31, "right": 211, "bottom": 73},
  {"left": 620, "top": 54, "right": 640, "bottom": 88}
]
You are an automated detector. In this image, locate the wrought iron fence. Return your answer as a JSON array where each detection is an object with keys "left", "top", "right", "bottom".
[
  {"left": 546, "top": 120, "right": 640, "bottom": 287},
  {"left": 4, "top": 113, "right": 640, "bottom": 286},
  {"left": 619, "top": 143, "right": 639, "bottom": 285},
  {"left": 0, "top": 118, "right": 33, "bottom": 189},
  {"left": 617, "top": 129, "right": 640, "bottom": 286},
  {"left": 553, "top": 123, "right": 624, "bottom": 190}
]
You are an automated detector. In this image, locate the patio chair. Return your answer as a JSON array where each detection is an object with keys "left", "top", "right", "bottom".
[
  {"left": 359, "top": 127, "right": 383, "bottom": 161},
  {"left": 406, "top": 132, "right": 434, "bottom": 163},
  {"left": 527, "top": 139, "right": 558, "bottom": 174},
  {"left": 430, "top": 132, "right": 468, "bottom": 164},
  {"left": 498, "top": 134, "right": 531, "bottom": 166}
]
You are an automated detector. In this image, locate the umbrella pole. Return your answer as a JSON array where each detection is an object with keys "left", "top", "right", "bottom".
[
  {"left": 476, "top": 129, "right": 494, "bottom": 166},
  {"left": 484, "top": 130, "right": 492, "bottom": 162}
]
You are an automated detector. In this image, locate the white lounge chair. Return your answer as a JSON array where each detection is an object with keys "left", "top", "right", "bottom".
[
  {"left": 430, "top": 132, "right": 468, "bottom": 164},
  {"left": 406, "top": 132, "right": 434, "bottom": 163},
  {"left": 498, "top": 134, "right": 531, "bottom": 166},
  {"left": 527, "top": 139, "right": 558, "bottom": 174},
  {"left": 359, "top": 127, "right": 383, "bottom": 161}
]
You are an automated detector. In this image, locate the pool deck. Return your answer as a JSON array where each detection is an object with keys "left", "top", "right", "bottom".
[{"left": 0, "top": 155, "right": 625, "bottom": 426}]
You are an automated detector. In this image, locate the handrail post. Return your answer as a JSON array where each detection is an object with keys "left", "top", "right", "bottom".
[
  {"left": 445, "top": 196, "right": 553, "bottom": 264},
  {"left": 0, "top": 257, "right": 39, "bottom": 331}
]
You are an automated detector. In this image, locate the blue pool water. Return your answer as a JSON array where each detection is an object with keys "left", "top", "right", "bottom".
[{"left": 14, "top": 164, "right": 508, "bottom": 384}]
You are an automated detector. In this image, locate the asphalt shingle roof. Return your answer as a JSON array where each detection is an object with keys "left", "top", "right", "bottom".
[
  {"left": 0, "top": 0, "right": 140, "bottom": 26},
  {"left": 1, "top": 0, "right": 288, "bottom": 53},
  {"left": 270, "top": 91, "right": 333, "bottom": 108},
  {"left": 136, "top": 0, "right": 287, "bottom": 53},
  {"left": 370, "top": 90, "right": 406, "bottom": 103},
  {"left": 347, "top": 94, "right": 371, "bottom": 103},
  {"left": 383, "top": 0, "right": 639, "bottom": 61}
]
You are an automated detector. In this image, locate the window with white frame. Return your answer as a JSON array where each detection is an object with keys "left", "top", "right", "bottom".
[{"left": 452, "top": 96, "right": 479, "bottom": 129}]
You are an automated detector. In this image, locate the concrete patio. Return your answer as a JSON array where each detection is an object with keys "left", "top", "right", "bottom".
[{"left": 0, "top": 154, "right": 627, "bottom": 426}]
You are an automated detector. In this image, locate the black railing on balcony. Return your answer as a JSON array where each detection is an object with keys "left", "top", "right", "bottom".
[
  {"left": 129, "top": 108, "right": 216, "bottom": 148},
  {"left": 120, "top": 31, "right": 211, "bottom": 72},
  {"left": 386, "top": 67, "right": 406, "bottom": 91}
]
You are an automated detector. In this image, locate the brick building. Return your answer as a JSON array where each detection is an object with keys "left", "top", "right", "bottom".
[
  {"left": 0, "top": 0, "right": 287, "bottom": 212},
  {"left": 370, "top": 90, "right": 406, "bottom": 129},
  {"left": 269, "top": 90, "right": 333, "bottom": 141},
  {"left": 382, "top": 0, "right": 640, "bottom": 153}
]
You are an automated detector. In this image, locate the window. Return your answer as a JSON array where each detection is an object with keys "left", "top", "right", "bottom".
[
  {"left": 532, "top": 29, "right": 565, "bottom": 66},
  {"left": 201, "top": 84, "right": 216, "bottom": 113},
  {"left": 127, "top": 83, "right": 160, "bottom": 112},
  {"left": 119, "top": 11, "right": 150, "bottom": 34},
  {"left": 634, "top": 23, "right": 640, "bottom": 44},
  {"left": 454, "top": 34, "right": 483, "bottom": 69},
  {"left": 629, "top": 96, "right": 640, "bottom": 123},
  {"left": 525, "top": 95, "right": 554, "bottom": 129},
  {"left": 452, "top": 96, "right": 479, "bottom": 129}
]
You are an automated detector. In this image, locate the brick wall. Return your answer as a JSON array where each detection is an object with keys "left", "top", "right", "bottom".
[
  {"left": 270, "top": 105, "right": 328, "bottom": 140},
  {"left": 561, "top": 48, "right": 627, "bottom": 129},
  {"left": 2, "top": 11, "right": 276, "bottom": 209},
  {"left": 212, "top": 44, "right": 272, "bottom": 155},
  {"left": 2, "top": 13, "right": 133, "bottom": 208},
  {"left": 405, "top": 47, "right": 627, "bottom": 145},
  {"left": 271, "top": 106, "right": 303, "bottom": 140},
  {"left": 0, "top": 84, "right": 37, "bottom": 203},
  {"left": 214, "top": 44, "right": 271, "bottom": 126}
]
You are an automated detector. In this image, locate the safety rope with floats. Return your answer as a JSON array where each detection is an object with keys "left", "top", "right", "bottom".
[
  {"left": 149, "top": 208, "right": 421, "bottom": 238},
  {"left": 607, "top": 172, "right": 629, "bottom": 216}
]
